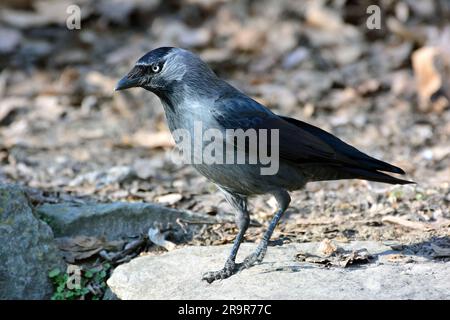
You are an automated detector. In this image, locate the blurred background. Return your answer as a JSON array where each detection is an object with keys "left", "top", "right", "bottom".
[{"left": 0, "top": 0, "right": 449, "bottom": 251}]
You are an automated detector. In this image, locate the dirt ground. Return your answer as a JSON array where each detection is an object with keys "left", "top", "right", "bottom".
[{"left": 0, "top": 0, "right": 449, "bottom": 269}]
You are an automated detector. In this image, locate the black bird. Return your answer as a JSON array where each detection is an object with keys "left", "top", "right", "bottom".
[{"left": 116, "top": 47, "right": 413, "bottom": 283}]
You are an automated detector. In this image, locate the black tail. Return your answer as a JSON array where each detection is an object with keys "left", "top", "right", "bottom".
[
  {"left": 279, "top": 116, "right": 414, "bottom": 184},
  {"left": 341, "top": 167, "right": 415, "bottom": 185}
]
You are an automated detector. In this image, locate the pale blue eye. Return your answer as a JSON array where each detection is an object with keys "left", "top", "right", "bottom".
[{"left": 152, "top": 64, "right": 160, "bottom": 73}]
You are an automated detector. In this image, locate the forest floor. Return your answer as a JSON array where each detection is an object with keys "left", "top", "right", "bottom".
[{"left": 0, "top": 0, "right": 449, "bottom": 298}]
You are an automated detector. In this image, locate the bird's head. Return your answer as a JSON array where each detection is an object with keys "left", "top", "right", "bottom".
[{"left": 115, "top": 47, "right": 219, "bottom": 100}]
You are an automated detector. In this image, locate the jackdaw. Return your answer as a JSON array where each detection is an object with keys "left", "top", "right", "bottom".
[{"left": 116, "top": 47, "right": 413, "bottom": 283}]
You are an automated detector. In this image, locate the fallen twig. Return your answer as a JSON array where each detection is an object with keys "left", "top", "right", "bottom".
[{"left": 381, "top": 216, "right": 434, "bottom": 231}]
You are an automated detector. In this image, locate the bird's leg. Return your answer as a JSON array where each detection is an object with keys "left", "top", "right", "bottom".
[
  {"left": 202, "top": 191, "right": 249, "bottom": 283},
  {"left": 201, "top": 221, "right": 247, "bottom": 283},
  {"left": 241, "top": 190, "right": 290, "bottom": 269}
]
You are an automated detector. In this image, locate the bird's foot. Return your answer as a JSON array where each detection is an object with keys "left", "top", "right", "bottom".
[
  {"left": 241, "top": 244, "right": 267, "bottom": 269},
  {"left": 202, "top": 259, "right": 236, "bottom": 284}
]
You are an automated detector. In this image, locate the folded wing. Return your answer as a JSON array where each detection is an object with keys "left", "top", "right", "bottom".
[{"left": 212, "top": 94, "right": 413, "bottom": 185}]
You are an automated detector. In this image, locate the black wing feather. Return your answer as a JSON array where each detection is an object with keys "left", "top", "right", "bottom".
[
  {"left": 280, "top": 116, "right": 405, "bottom": 174},
  {"left": 211, "top": 94, "right": 413, "bottom": 184}
]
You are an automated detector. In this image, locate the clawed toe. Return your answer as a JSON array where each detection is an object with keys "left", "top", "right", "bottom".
[
  {"left": 202, "top": 261, "right": 236, "bottom": 283},
  {"left": 201, "top": 245, "right": 269, "bottom": 282},
  {"left": 241, "top": 248, "right": 266, "bottom": 269},
  {"left": 242, "top": 254, "right": 259, "bottom": 269}
]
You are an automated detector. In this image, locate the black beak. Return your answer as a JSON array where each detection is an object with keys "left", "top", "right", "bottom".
[{"left": 115, "top": 75, "right": 141, "bottom": 91}]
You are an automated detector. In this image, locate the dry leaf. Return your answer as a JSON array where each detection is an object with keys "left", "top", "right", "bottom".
[
  {"left": 296, "top": 248, "right": 372, "bottom": 268},
  {"left": 55, "top": 236, "right": 124, "bottom": 263},
  {"left": 412, "top": 46, "right": 449, "bottom": 112},
  {"left": 382, "top": 216, "right": 434, "bottom": 231},
  {"left": 122, "top": 130, "right": 174, "bottom": 149},
  {"left": 231, "top": 26, "right": 266, "bottom": 52},
  {"left": 430, "top": 244, "right": 450, "bottom": 258},
  {"left": 385, "top": 254, "right": 414, "bottom": 263},
  {"left": 156, "top": 193, "right": 183, "bottom": 205},
  {"left": 318, "top": 238, "right": 337, "bottom": 257},
  {"left": 339, "top": 249, "right": 372, "bottom": 267}
]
